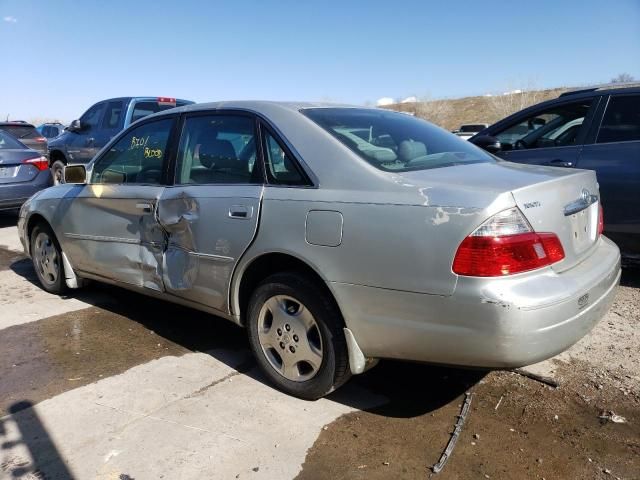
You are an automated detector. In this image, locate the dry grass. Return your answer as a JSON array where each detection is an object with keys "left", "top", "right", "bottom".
[{"left": 385, "top": 88, "right": 571, "bottom": 131}]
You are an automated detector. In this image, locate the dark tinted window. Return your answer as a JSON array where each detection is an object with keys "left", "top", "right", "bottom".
[
  {"left": 460, "top": 124, "right": 485, "bottom": 132},
  {"left": 91, "top": 118, "right": 173, "bottom": 185},
  {"left": 0, "top": 124, "right": 40, "bottom": 139},
  {"left": 103, "top": 101, "right": 124, "bottom": 129},
  {"left": 303, "top": 108, "right": 492, "bottom": 171},
  {"left": 263, "top": 129, "right": 307, "bottom": 185},
  {"left": 80, "top": 103, "right": 105, "bottom": 129},
  {"left": 176, "top": 115, "right": 260, "bottom": 185},
  {"left": 597, "top": 95, "right": 640, "bottom": 143},
  {"left": 131, "top": 100, "right": 191, "bottom": 124},
  {"left": 0, "top": 130, "right": 25, "bottom": 149}
]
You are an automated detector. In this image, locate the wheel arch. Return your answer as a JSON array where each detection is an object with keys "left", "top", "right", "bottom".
[
  {"left": 25, "top": 213, "right": 52, "bottom": 255},
  {"left": 48, "top": 149, "right": 67, "bottom": 167},
  {"left": 233, "top": 252, "right": 345, "bottom": 328}
]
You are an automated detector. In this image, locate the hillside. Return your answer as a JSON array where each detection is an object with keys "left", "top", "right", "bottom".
[{"left": 383, "top": 87, "right": 571, "bottom": 131}]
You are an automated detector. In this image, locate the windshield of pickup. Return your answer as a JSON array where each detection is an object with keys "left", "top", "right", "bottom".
[{"left": 303, "top": 108, "right": 493, "bottom": 172}]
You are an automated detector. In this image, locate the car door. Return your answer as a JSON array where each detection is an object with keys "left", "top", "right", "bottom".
[
  {"left": 575, "top": 93, "right": 640, "bottom": 256},
  {"left": 488, "top": 97, "right": 598, "bottom": 167},
  {"left": 68, "top": 102, "right": 106, "bottom": 163},
  {"left": 59, "top": 116, "right": 177, "bottom": 289},
  {"left": 157, "top": 112, "right": 263, "bottom": 313}
]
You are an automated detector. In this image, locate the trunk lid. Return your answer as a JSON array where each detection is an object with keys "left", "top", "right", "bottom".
[
  {"left": 398, "top": 161, "right": 601, "bottom": 271},
  {"left": 510, "top": 167, "right": 600, "bottom": 272}
]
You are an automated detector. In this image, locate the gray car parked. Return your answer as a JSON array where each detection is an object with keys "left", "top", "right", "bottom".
[
  {"left": 0, "top": 130, "right": 52, "bottom": 211},
  {"left": 18, "top": 102, "right": 620, "bottom": 399}
]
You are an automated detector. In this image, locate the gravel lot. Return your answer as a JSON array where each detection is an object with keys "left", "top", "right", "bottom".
[{"left": 0, "top": 213, "right": 637, "bottom": 479}]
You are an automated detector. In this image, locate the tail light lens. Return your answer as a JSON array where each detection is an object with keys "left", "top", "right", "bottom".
[
  {"left": 35, "top": 136, "right": 47, "bottom": 143},
  {"left": 598, "top": 204, "right": 604, "bottom": 236},
  {"left": 22, "top": 156, "right": 49, "bottom": 171},
  {"left": 453, "top": 207, "right": 565, "bottom": 277}
]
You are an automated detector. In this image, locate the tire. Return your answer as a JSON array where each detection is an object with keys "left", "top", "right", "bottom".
[
  {"left": 246, "top": 272, "right": 350, "bottom": 400},
  {"left": 30, "top": 223, "right": 67, "bottom": 295},
  {"left": 51, "top": 160, "right": 65, "bottom": 185}
]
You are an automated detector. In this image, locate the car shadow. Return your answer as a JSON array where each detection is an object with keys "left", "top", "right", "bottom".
[
  {"left": 7, "top": 254, "right": 484, "bottom": 420},
  {"left": 0, "top": 212, "right": 19, "bottom": 228},
  {"left": 621, "top": 266, "right": 640, "bottom": 288}
]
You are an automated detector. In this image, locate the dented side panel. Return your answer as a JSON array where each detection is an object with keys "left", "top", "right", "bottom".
[
  {"left": 157, "top": 185, "right": 263, "bottom": 313},
  {"left": 55, "top": 184, "right": 166, "bottom": 290}
]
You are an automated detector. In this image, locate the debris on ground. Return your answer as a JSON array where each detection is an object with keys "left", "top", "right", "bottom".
[
  {"left": 431, "top": 392, "right": 473, "bottom": 474},
  {"left": 512, "top": 368, "right": 560, "bottom": 388},
  {"left": 598, "top": 411, "right": 627, "bottom": 424}
]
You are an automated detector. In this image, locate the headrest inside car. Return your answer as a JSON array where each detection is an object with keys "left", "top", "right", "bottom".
[
  {"left": 398, "top": 140, "right": 427, "bottom": 161},
  {"left": 197, "top": 137, "right": 237, "bottom": 169}
]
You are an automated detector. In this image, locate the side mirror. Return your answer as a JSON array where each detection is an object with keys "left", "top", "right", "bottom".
[
  {"left": 64, "top": 164, "right": 87, "bottom": 184},
  {"left": 470, "top": 135, "right": 502, "bottom": 154},
  {"left": 67, "top": 119, "right": 82, "bottom": 132}
]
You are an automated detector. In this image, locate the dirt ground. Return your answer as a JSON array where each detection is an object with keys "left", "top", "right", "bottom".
[{"left": 297, "top": 270, "right": 640, "bottom": 480}]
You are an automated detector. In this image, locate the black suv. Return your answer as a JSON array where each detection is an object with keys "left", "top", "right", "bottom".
[
  {"left": 471, "top": 84, "right": 640, "bottom": 264},
  {"left": 48, "top": 97, "right": 193, "bottom": 184}
]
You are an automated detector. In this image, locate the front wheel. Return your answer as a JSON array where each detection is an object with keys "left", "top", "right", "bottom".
[
  {"left": 51, "top": 160, "right": 65, "bottom": 185},
  {"left": 30, "top": 223, "right": 67, "bottom": 295},
  {"left": 246, "top": 272, "right": 350, "bottom": 400}
]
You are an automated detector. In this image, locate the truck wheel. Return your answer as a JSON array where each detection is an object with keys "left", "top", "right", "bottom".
[
  {"left": 51, "top": 160, "right": 65, "bottom": 185},
  {"left": 246, "top": 272, "right": 350, "bottom": 400}
]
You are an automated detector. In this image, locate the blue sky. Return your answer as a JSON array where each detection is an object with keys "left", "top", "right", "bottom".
[{"left": 1, "top": 0, "right": 639, "bottom": 122}]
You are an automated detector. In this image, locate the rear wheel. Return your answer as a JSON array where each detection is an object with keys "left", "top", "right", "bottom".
[
  {"left": 51, "top": 160, "right": 65, "bottom": 185},
  {"left": 30, "top": 223, "right": 66, "bottom": 295},
  {"left": 246, "top": 272, "right": 350, "bottom": 400}
]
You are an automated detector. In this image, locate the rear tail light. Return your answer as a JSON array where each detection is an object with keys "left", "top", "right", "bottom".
[
  {"left": 598, "top": 204, "right": 604, "bottom": 236},
  {"left": 22, "top": 156, "right": 49, "bottom": 171},
  {"left": 452, "top": 207, "right": 565, "bottom": 277},
  {"left": 34, "top": 136, "right": 47, "bottom": 143}
]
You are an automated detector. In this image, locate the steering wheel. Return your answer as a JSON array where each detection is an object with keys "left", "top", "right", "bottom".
[{"left": 514, "top": 139, "right": 528, "bottom": 150}]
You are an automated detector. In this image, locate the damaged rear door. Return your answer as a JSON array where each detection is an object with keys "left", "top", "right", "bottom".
[
  {"left": 157, "top": 113, "right": 263, "bottom": 313},
  {"left": 61, "top": 116, "right": 177, "bottom": 290}
]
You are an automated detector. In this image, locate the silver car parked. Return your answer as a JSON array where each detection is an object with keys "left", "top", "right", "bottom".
[{"left": 18, "top": 102, "right": 621, "bottom": 399}]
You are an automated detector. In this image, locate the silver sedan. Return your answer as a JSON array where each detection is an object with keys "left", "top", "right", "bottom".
[{"left": 18, "top": 102, "right": 621, "bottom": 399}]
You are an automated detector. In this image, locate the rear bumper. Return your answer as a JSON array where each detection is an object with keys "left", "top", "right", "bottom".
[
  {"left": 0, "top": 170, "right": 52, "bottom": 210},
  {"left": 330, "top": 236, "right": 621, "bottom": 368}
]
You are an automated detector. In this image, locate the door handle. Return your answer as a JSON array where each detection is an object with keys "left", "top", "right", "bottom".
[
  {"left": 229, "top": 205, "right": 253, "bottom": 219},
  {"left": 136, "top": 202, "right": 153, "bottom": 213},
  {"left": 548, "top": 159, "right": 573, "bottom": 167}
]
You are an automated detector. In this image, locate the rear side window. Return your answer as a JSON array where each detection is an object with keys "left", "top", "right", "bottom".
[
  {"left": 303, "top": 108, "right": 492, "bottom": 172},
  {"left": 0, "top": 124, "right": 39, "bottom": 139},
  {"left": 262, "top": 129, "right": 308, "bottom": 185},
  {"left": 597, "top": 95, "right": 640, "bottom": 143},
  {"left": 91, "top": 118, "right": 174, "bottom": 185},
  {"left": 103, "top": 101, "right": 124, "bottom": 129},
  {"left": 175, "top": 115, "right": 261, "bottom": 185},
  {"left": 131, "top": 99, "right": 191, "bottom": 124}
]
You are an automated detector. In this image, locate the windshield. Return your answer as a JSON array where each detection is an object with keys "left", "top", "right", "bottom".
[
  {"left": 0, "top": 130, "right": 26, "bottom": 149},
  {"left": 302, "top": 108, "right": 493, "bottom": 172}
]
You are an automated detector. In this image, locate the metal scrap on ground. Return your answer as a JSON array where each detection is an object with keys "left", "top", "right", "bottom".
[{"left": 431, "top": 392, "right": 474, "bottom": 474}]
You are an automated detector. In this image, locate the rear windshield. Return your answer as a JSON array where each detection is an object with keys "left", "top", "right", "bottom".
[
  {"left": 0, "top": 130, "right": 26, "bottom": 149},
  {"left": 303, "top": 108, "right": 493, "bottom": 172},
  {"left": 0, "top": 124, "right": 39, "bottom": 139},
  {"left": 131, "top": 100, "right": 191, "bottom": 123}
]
